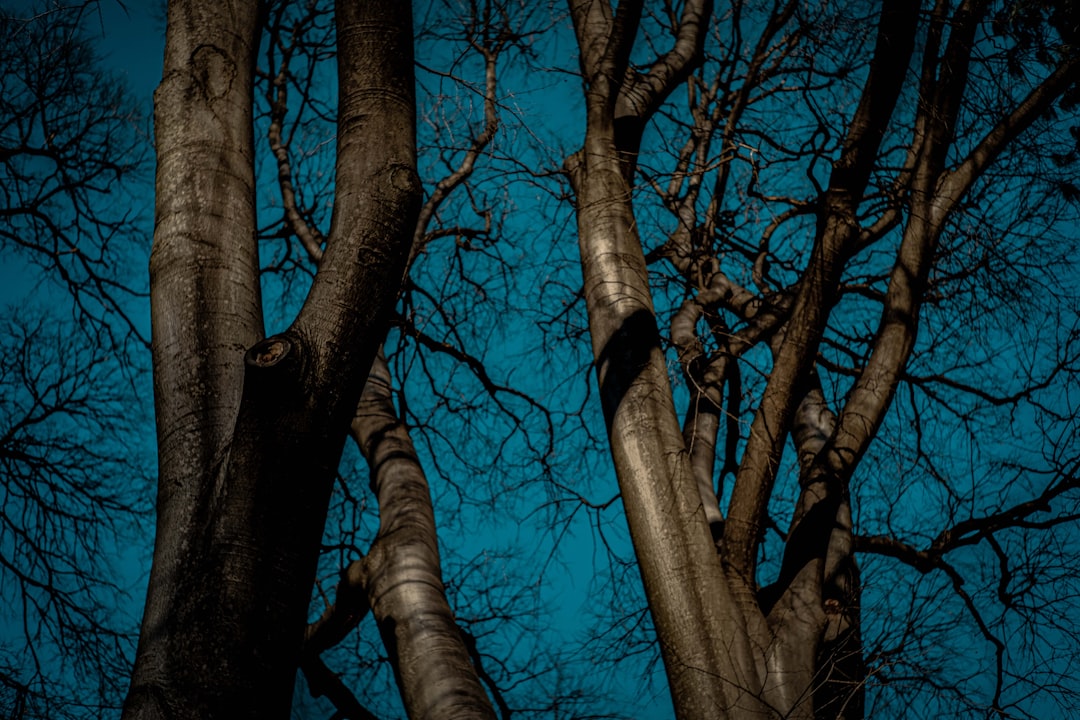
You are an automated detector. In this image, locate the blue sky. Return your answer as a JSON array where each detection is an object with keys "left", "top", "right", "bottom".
[
  {"left": 0, "top": 1, "right": 161, "bottom": 318},
  {"left": 3, "top": 2, "right": 1078, "bottom": 718},
  {"left": 0, "top": 2, "right": 665, "bottom": 716}
]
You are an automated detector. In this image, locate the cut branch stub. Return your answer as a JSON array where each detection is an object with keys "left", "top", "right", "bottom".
[
  {"left": 247, "top": 336, "right": 292, "bottom": 368},
  {"left": 243, "top": 334, "right": 309, "bottom": 401}
]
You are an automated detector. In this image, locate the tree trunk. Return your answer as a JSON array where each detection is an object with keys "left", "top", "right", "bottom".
[
  {"left": 123, "top": 1, "right": 421, "bottom": 717},
  {"left": 124, "top": 1, "right": 264, "bottom": 715},
  {"left": 567, "top": 145, "right": 764, "bottom": 719},
  {"left": 563, "top": 1, "right": 920, "bottom": 717},
  {"left": 346, "top": 352, "right": 497, "bottom": 719}
]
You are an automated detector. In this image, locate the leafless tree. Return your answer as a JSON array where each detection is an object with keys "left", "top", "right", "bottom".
[
  {"left": 561, "top": 0, "right": 1080, "bottom": 717},
  {"left": 8, "top": 1, "right": 1080, "bottom": 719},
  {"left": 0, "top": 1, "right": 149, "bottom": 345},
  {"left": 0, "top": 4, "right": 151, "bottom": 719},
  {"left": 0, "top": 312, "right": 147, "bottom": 720}
]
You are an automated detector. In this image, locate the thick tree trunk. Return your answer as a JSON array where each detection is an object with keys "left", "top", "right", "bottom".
[
  {"left": 124, "top": 2, "right": 420, "bottom": 718},
  {"left": 566, "top": 2, "right": 777, "bottom": 717},
  {"left": 568, "top": 148, "right": 764, "bottom": 720},
  {"left": 124, "top": 1, "right": 264, "bottom": 716}
]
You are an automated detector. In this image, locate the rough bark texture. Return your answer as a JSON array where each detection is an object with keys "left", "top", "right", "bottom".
[{"left": 124, "top": 1, "right": 420, "bottom": 718}]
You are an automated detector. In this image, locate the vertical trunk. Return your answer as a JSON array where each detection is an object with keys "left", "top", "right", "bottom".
[
  {"left": 125, "top": 2, "right": 420, "bottom": 718},
  {"left": 566, "top": 2, "right": 774, "bottom": 716},
  {"left": 569, "top": 151, "right": 759, "bottom": 719},
  {"left": 125, "top": 1, "right": 263, "bottom": 716}
]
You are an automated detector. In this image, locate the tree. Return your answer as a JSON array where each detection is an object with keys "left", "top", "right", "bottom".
[
  {"left": 561, "top": 0, "right": 1080, "bottom": 717},
  {"left": 0, "top": 1, "right": 149, "bottom": 341},
  {"left": 6, "top": 0, "right": 1080, "bottom": 718},
  {"left": 0, "top": 3, "right": 149, "bottom": 717},
  {"left": 119, "top": 0, "right": 460, "bottom": 717}
]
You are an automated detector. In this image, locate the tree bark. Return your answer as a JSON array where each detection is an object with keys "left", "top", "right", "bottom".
[
  {"left": 566, "top": 3, "right": 780, "bottom": 717},
  {"left": 125, "top": 1, "right": 264, "bottom": 715},
  {"left": 124, "top": 1, "right": 420, "bottom": 718},
  {"left": 348, "top": 352, "right": 497, "bottom": 720}
]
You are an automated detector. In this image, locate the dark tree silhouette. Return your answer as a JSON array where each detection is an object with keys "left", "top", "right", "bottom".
[{"left": 0, "top": 3, "right": 150, "bottom": 718}]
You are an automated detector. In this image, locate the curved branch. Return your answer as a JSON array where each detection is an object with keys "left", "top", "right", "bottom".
[
  {"left": 672, "top": 297, "right": 726, "bottom": 534},
  {"left": 615, "top": 0, "right": 713, "bottom": 121},
  {"left": 349, "top": 351, "right": 496, "bottom": 720},
  {"left": 411, "top": 37, "right": 501, "bottom": 265},
  {"left": 938, "top": 54, "right": 1080, "bottom": 213},
  {"left": 264, "top": 2, "right": 328, "bottom": 263}
]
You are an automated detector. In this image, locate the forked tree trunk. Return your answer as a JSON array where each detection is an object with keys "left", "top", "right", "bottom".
[
  {"left": 123, "top": 1, "right": 420, "bottom": 717},
  {"left": 564, "top": 1, "right": 918, "bottom": 718}
]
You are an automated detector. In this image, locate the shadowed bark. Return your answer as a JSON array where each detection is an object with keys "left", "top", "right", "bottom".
[{"left": 123, "top": 1, "right": 420, "bottom": 718}]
